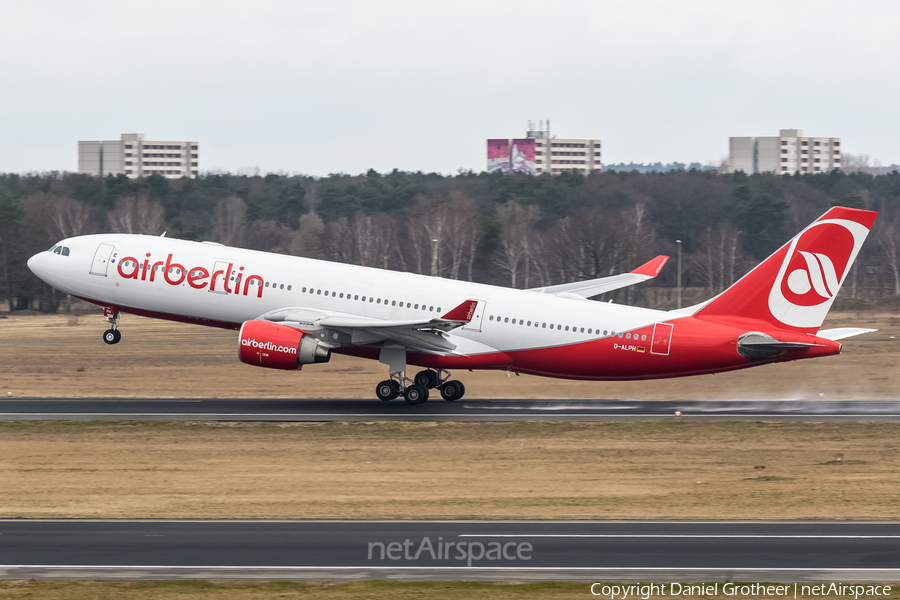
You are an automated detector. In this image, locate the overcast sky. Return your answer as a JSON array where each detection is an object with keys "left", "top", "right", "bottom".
[{"left": 1, "top": 0, "right": 898, "bottom": 176}]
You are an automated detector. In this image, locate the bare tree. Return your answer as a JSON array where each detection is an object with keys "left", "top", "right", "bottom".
[
  {"left": 371, "top": 213, "right": 398, "bottom": 269},
  {"left": 493, "top": 201, "right": 540, "bottom": 288},
  {"left": 692, "top": 221, "right": 749, "bottom": 296},
  {"left": 321, "top": 217, "right": 355, "bottom": 264},
  {"left": 49, "top": 196, "right": 92, "bottom": 239},
  {"left": 245, "top": 220, "right": 295, "bottom": 254},
  {"left": 527, "top": 229, "right": 553, "bottom": 287},
  {"left": 464, "top": 217, "right": 483, "bottom": 283},
  {"left": 840, "top": 153, "right": 877, "bottom": 174},
  {"left": 443, "top": 191, "right": 481, "bottom": 280},
  {"left": 876, "top": 221, "right": 900, "bottom": 296},
  {"left": 406, "top": 195, "right": 449, "bottom": 276},
  {"left": 349, "top": 213, "right": 399, "bottom": 269},
  {"left": 210, "top": 196, "right": 248, "bottom": 246},
  {"left": 22, "top": 193, "right": 92, "bottom": 240},
  {"left": 108, "top": 195, "right": 165, "bottom": 235},
  {"left": 290, "top": 212, "right": 325, "bottom": 259},
  {"left": 545, "top": 208, "right": 627, "bottom": 285}
]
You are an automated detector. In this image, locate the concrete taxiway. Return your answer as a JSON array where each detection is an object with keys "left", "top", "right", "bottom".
[
  {"left": 1, "top": 520, "right": 898, "bottom": 582},
  {"left": 2, "top": 398, "right": 900, "bottom": 421}
]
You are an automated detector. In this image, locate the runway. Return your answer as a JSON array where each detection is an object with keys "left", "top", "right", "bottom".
[
  {"left": 2, "top": 398, "right": 900, "bottom": 421},
  {"left": 1, "top": 520, "right": 898, "bottom": 582}
]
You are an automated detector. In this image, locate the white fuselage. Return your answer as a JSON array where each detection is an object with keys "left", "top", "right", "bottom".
[{"left": 30, "top": 233, "right": 670, "bottom": 360}]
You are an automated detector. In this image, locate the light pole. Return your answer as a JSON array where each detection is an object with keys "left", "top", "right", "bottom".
[{"left": 676, "top": 239, "right": 682, "bottom": 309}]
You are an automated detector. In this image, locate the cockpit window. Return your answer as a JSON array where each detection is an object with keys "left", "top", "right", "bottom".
[
  {"left": 61, "top": 247, "right": 70, "bottom": 256},
  {"left": 49, "top": 245, "right": 57, "bottom": 252},
  {"left": 53, "top": 246, "right": 62, "bottom": 254},
  {"left": 50, "top": 245, "right": 70, "bottom": 256}
]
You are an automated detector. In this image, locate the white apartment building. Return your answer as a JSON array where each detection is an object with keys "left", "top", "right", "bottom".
[
  {"left": 729, "top": 129, "right": 840, "bottom": 175},
  {"left": 78, "top": 133, "right": 199, "bottom": 179},
  {"left": 528, "top": 125, "right": 602, "bottom": 175}
]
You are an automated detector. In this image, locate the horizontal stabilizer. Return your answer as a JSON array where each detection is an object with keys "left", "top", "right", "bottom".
[
  {"left": 528, "top": 255, "right": 669, "bottom": 298},
  {"left": 816, "top": 327, "right": 877, "bottom": 341}
]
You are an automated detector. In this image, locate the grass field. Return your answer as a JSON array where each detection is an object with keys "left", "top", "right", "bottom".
[
  {"left": 3, "top": 420, "right": 899, "bottom": 520},
  {"left": 0, "top": 311, "right": 898, "bottom": 399},
  {"left": 0, "top": 581, "right": 584, "bottom": 600},
  {"left": 1, "top": 581, "right": 898, "bottom": 600}
]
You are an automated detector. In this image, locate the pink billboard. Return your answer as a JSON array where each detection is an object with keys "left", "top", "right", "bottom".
[{"left": 487, "top": 138, "right": 536, "bottom": 174}]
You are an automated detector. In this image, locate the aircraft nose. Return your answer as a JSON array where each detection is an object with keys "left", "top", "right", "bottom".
[{"left": 27, "top": 252, "right": 43, "bottom": 276}]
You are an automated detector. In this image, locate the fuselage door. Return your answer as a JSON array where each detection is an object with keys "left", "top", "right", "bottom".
[
  {"left": 209, "top": 260, "right": 233, "bottom": 294},
  {"left": 89, "top": 243, "right": 115, "bottom": 276},
  {"left": 650, "top": 322, "right": 673, "bottom": 355},
  {"left": 462, "top": 300, "right": 487, "bottom": 332}
]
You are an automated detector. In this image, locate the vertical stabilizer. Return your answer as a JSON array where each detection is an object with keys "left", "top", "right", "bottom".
[{"left": 694, "top": 207, "right": 877, "bottom": 333}]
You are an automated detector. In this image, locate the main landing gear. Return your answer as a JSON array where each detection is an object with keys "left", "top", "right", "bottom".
[
  {"left": 375, "top": 369, "right": 466, "bottom": 404},
  {"left": 102, "top": 308, "right": 121, "bottom": 345}
]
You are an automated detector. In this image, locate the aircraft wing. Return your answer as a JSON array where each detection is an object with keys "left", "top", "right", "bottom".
[
  {"left": 255, "top": 299, "right": 480, "bottom": 354},
  {"left": 529, "top": 255, "right": 669, "bottom": 299}
]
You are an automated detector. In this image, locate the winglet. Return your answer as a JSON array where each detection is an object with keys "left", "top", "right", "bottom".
[
  {"left": 441, "top": 299, "right": 479, "bottom": 322},
  {"left": 631, "top": 255, "right": 669, "bottom": 278}
]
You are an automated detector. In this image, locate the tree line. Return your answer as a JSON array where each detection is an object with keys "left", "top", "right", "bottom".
[{"left": 2, "top": 168, "right": 900, "bottom": 313}]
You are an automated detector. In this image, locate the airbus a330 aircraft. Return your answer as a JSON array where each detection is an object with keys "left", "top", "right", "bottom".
[{"left": 27, "top": 206, "right": 876, "bottom": 404}]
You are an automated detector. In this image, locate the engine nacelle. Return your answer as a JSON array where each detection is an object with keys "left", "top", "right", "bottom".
[{"left": 239, "top": 320, "right": 331, "bottom": 370}]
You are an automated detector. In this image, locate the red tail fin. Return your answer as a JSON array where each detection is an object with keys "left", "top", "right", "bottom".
[{"left": 694, "top": 207, "right": 877, "bottom": 333}]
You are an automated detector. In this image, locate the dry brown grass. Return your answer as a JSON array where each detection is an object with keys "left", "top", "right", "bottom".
[
  {"left": 0, "top": 311, "right": 898, "bottom": 399},
  {"left": 0, "top": 581, "right": 587, "bottom": 600},
  {"left": 0, "top": 581, "right": 618, "bottom": 600},
  {"left": 1, "top": 581, "right": 892, "bottom": 600},
  {"left": 2, "top": 420, "right": 899, "bottom": 520}
]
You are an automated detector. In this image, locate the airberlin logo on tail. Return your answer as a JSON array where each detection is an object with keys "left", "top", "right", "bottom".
[
  {"left": 113, "top": 252, "right": 266, "bottom": 298},
  {"left": 786, "top": 251, "right": 840, "bottom": 301},
  {"left": 768, "top": 219, "right": 869, "bottom": 328}
]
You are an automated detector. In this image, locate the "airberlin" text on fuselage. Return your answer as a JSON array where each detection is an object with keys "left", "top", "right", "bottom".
[{"left": 116, "top": 253, "right": 265, "bottom": 298}]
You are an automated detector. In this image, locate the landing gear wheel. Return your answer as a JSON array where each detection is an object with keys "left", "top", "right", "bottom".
[
  {"left": 414, "top": 369, "right": 439, "bottom": 389},
  {"left": 440, "top": 380, "right": 466, "bottom": 401},
  {"left": 376, "top": 380, "right": 400, "bottom": 401},
  {"left": 103, "top": 329, "right": 121, "bottom": 345},
  {"left": 404, "top": 384, "right": 429, "bottom": 405}
]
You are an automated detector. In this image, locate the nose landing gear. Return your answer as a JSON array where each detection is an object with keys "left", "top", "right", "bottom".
[
  {"left": 102, "top": 307, "right": 121, "bottom": 345},
  {"left": 102, "top": 329, "right": 121, "bottom": 344}
]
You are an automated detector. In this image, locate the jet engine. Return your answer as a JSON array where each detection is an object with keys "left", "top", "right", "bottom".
[{"left": 238, "top": 320, "right": 331, "bottom": 370}]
